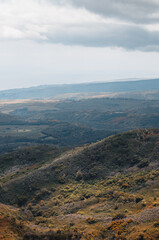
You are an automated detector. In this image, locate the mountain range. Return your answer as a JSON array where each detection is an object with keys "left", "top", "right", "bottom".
[{"left": 0, "top": 79, "right": 159, "bottom": 100}]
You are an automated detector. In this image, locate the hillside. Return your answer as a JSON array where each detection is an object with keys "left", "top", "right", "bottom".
[
  {"left": 0, "top": 79, "right": 159, "bottom": 100},
  {"left": 0, "top": 129, "right": 159, "bottom": 239}
]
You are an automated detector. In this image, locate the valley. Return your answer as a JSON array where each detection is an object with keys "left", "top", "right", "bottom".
[
  {"left": 0, "top": 95, "right": 159, "bottom": 154},
  {"left": 0, "top": 80, "right": 159, "bottom": 239}
]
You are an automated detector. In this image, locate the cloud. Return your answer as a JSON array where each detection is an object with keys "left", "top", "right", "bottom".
[
  {"left": 68, "top": 0, "right": 159, "bottom": 24},
  {"left": 0, "top": 0, "right": 102, "bottom": 40},
  {"left": 46, "top": 23, "right": 159, "bottom": 51},
  {"left": 0, "top": 0, "right": 159, "bottom": 50}
]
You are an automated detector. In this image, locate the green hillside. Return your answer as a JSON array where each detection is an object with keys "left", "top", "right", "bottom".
[{"left": 0, "top": 129, "right": 159, "bottom": 239}]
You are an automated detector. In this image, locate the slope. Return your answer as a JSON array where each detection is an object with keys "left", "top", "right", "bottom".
[
  {"left": 0, "top": 129, "right": 159, "bottom": 205},
  {"left": 0, "top": 129, "right": 159, "bottom": 239}
]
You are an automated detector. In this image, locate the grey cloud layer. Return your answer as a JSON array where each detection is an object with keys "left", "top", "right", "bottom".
[
  {"left": 46, "top": 23, "right": 159, "bottom": 51},
  {"left": 49, "top": 0, "right": 159, "bottom": 50},
  {"left": 1, "top": 0, "right": 159, "bottom": 50},
  {"left": 68, "top": 0, "right": 159, "bottom": 24}
]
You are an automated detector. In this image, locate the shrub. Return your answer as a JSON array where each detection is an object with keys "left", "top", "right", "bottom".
[
  {"left": 17, "top": 196, "right": 28, "bottom": 206},
  {"left": 122, "top": 183, "right": 129, "bottom": 188},
  {"left": 141, "top": 200, "right": 147, "bottom": 207},
  {"left": 112, "top": 213, "right": 126, "bottom": 220},
  {"left": 86, "top": 217, "right": 97, "bottom": 224},
  {"left": 107, "top": 220, "right": 125, "bottom": 230},
  {"left": 75, "top": 170, "right": 83, "bottom": 181},
  {"left": 138, "top": 159, "right": 149, "bottom": 168},
  {"left": 136, "top": 234, "right": 145, "bottom": 240},
  {"left": 58, "top": 174, "right": 66, "bottom": 184},
  {"left": 27, "top": 203, "right": 33, "bottom": 210},
  {"left": 135, "top": 196, "right": 143, "bottom": 203},
  {"left": 154, "top": 221, "right": 159, "bottom": 227}
]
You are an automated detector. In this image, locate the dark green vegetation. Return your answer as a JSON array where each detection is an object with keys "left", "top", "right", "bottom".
[
  {"left": 0, "top": 79, "right": 159, "bottom": 100},
  {"left": 0, "top": 95, "right": 159, "bottom": 153},
  {"left": 0, "top": 120, "right": 112, "bottom": 154},
  {"left": 0, "top": 129, "right": 159, "bottom": 239},
  {"left": 0, "top": 145, "right": 65, "bottom": 176},
  {"left": 0, "top": 112, "right": 24, "bottom": 124}
]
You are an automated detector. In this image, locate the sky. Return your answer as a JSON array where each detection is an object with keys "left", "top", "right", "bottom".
[{"left": 1, "top": 0, "right": 159, "bottom": 90}]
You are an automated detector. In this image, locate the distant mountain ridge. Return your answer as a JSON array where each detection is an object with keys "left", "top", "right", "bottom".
[{"left": 0, "top": 79, "right": 159, "bottom": 100}]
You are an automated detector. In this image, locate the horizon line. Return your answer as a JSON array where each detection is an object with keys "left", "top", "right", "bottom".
[{"left": 0, "top": 77, "right": 159, "bottom": 92}]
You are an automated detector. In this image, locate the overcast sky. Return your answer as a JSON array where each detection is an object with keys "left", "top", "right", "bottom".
[{"left": 0, "top": 0, "right": 159, "bottom": 90}]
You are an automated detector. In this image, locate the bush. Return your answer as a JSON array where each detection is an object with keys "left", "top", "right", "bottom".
[
  {"left": 58, "top": 174, "right": 66, "bottom": 184},
  {"left": 135, "top": 196, "right": 143, "bottom": 203},
  {"left": 138, "top": 159, "right": 149, "bottom": 168},
  {"left": 75, "top": 170, "right": 83, "bottom": 181},
  {"left": 112, "top": 213, "right": 126, "bottom": 220},
  {"left": 86, "top": 217, "right": 97, "bottom": 224},
  {"left": 154, "top": 221, "right": 159, "bottom": 227}
]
